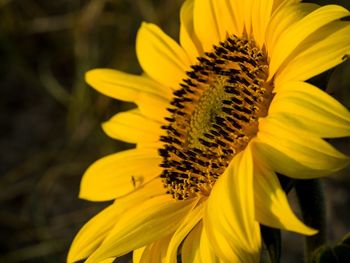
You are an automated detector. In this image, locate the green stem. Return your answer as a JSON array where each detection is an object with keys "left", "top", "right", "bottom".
[{"left": 295, "top": 179, "right": 327, "bottom": 262}]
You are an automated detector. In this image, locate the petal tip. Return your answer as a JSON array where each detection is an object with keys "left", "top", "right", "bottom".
[
  {"left": 302, "top": 226, "right": 319, "bottom": 236},
  {"left": 78, "top": 170, "right": 102, "bottom": 202},
  {"left": 67, "top": 243, "right": 84, "bottom": 263},
  {"left": 85, "top": 68, "right": 103, "bottom": 87},
  {"left": 78, "top": 183, "right": 91, "bottom": 201}
]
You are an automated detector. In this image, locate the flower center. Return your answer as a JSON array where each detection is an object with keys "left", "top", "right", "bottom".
[{"left": 159, "top": 35, "right": 273, "bottom": 200}]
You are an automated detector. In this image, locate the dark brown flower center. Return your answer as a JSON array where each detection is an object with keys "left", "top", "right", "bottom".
[{"left": 159, "top": 36, "right": 273, "bottom": 200}]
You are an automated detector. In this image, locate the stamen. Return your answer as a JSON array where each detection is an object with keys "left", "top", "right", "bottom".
[{"left": 159, "top": 35, "right": 273, "bottom": 200}]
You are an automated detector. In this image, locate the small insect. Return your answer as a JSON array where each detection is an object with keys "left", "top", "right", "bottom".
[
  {"left": 342, "top": 54, "right": 349, "bottom": 61},
  {"left": 131, "top": 176, "right": 136, "bottom": 188}
]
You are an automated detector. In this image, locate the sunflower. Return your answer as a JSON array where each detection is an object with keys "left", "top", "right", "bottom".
[{"left": 68, "top": 0, "right": 350, "bottom": 262}]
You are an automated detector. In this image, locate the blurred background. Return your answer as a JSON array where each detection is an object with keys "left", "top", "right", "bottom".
[{"left": 0, "top": 0, "right": 349, "bottom": 262}]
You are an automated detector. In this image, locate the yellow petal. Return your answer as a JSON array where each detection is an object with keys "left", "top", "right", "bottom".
[
  {"left": 136, "top": 22, "right": 190, "bottom": 88},
  {"left": 67, "top": 204, "right": 119, "bottom": 263},
  {"left": 194, "top": 0, "right": 252, "bottom": 49},
  {"left": 68, "top": 180, "right": 164, "bottom": 263},
  {"left": 270, "top": 81, "right": 350, "bottom": 138},
  {"left": 165, "top": 201, "right": 203, "bottom": 263},
  {"left": 79, "top": 148, "right": 162, "bottom": 201},
  {"left": 102, "top": 109, "right": 163, "bottom": 144},
  {"left": 269, "top": 5, "right": 350, "bottom": 78},
  {"left": 133, "top": 247, "right": 146, "bottom": 263},
  {"left": 137, "top": 141, "right": 164, "bottom": 150},
  {"left": 198, "top": 224, "right": 222, "bottom": 262},
  {"left": 229, "top": 0, "right": 246, "bottom": 36},
  {"left": 180, "top": 0, "right": 202, "bottom": 63},
  {"left": 85, "top": 69, "right": 171, "bottom": 122},
  {"left": 272, "top": 0, "right": 302, "bottom": 11},
  {"left": 211, "top": 0, "right": 240, "bottom": 40},
  {"left": 257, "top": 117, "right": 350, "bottom": 178},
  {"left": 97, "top": 258, "right": 115, "bottom": 263},
  {"left": 138, "top": 236, "right": 172, "bottom": 263},
  {"left": 193, "top": 0, "right": 220, "bottom": 52},
  {"left": 275, "top": 22, "right": 350, "bottom": 85},
  {"left": 182, "top": 221, "right": 222, "bottom": 263},
  {"left": 251, "top": 0, "right": 273, "bottom": 48},
  {"left": 86, "top": 195, "right": 197, "bottom": 262},
  {"left": 205, "top": 146, "right": 261, "bottom": 263},
  {"left": 253, "top": 158, "right": 317, "bottom": 235},
  {"left": 266, "top": 3, "right": 318, "bottom": 54},
  {"left": 136, "top": 91, "right": 170, "bottom": 123},
  {"left": 85, "top": 69, "right": 171, "bottom": 102},
  {"left": 242, "top": 0, "right": 255, "bottom": 35},
  {"left": 181, "top": 222, "right": 202, "bottom": 263}
]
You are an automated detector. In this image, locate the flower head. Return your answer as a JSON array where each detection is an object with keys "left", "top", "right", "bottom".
[{"left": 68, "top": 0, "right": 350, "bottom": 262}]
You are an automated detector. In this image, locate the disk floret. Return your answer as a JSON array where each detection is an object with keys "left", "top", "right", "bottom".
[{"left": 159, "top": 35, "right": 273, "bottom": 200}]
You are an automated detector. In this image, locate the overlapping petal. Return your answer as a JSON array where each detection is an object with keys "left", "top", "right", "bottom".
[
  {"left": 193, "top": 0, "right": 220, "bottom": 52},
  {"left": 251, "top": 0, "right": 274, "bottom": 47},
  {"left": 266, "top": 3, "right": 318, "bottom": 54},
  {"left": 181, "top": 222, "right": 202, "bottom": 263},
  {"left": 79, "top": 148, "right": 162, "bottom": 201},
  {"left": 133, "top": 247, "right": 146, "bottom": 263},
  {"left": 269, "top": 81, "right": 350, "bottom": 138},
  {"left": 229, "top": 0, "right": 246, "bottom": 36},
  {"left": 68, "top": 179, "right": 165, "bottom": 263},
  {"left": 180, "top": 0, "right": 202, "bottom": 63},
  {"left": 198, "top": 225, "right": 222, "bottom": 262},
  {"left": 272, "top": 0, "right": 301, "bottom": 11},
  {"left": 97, "top": 258, "right": 116, "bottom": 263},
  {"left": 85, "top": 69, "right": 171, "bottom": 122},
  {"left": 269, "top": 5, "right": 350, "bottom": 78},
  {"left": 136, "top": 23, "right": 191, "bottom": 88},
  {"left": 252, "top": 157, "right": 317, "bottom": 235},
  {"left": 182, "top": 222, "right": 221, "bottom": 263},
  {"left": 256, "top": 117, "right": 350, "bottom": 179},
  {"left": 275, "top": 22, "right": 350, "bottom": 85},
  {"left": 67, "top": 204, "right": 120, "bottom": 263},
  {"left": 205, "top": 146, "right": 261, "bottom": 263},
  {"left": 102, "top": 109, "right": 164, "bottom": 144},
  {"left": 211, "top": 0, "right": 240, "bottom": 40},
  {"left": 136, "top": 91, "right": 170, "bottom": 123},
  {"left": 165, "top": 201, "right": 203, "bottom": 263},
  {"left": 136, "top": 236, "right": 172, "bottom": 263},
  {"left": 240, "top": 0, "right": 255, "bottom": 35},
  {"left": 193, "top": 0, "right": 251, "bottom": 52},
  {"left": 85, "top": 195, "right": 197, "bottom": 262}
]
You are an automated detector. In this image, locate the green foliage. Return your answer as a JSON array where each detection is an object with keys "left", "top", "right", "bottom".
[{"left": 310, "top": 233, "right": 350, "bottom": 263}]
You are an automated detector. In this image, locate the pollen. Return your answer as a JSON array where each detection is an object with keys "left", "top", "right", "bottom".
[{"left": 159, "top": 35, "right": 273, "bottom": 200}]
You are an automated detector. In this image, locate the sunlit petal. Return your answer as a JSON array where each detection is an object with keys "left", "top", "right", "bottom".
[{"left": 79, "top": 149, "right": 162, "bottom": 201}]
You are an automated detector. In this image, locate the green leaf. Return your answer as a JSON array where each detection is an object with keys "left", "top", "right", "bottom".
[{"left": 310, "top": 233, "right": 350, "bottom": 263}]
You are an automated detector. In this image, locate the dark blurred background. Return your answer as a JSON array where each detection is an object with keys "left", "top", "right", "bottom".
[{"left": 0, "top": 0, "right": 349, "bottom": 262}]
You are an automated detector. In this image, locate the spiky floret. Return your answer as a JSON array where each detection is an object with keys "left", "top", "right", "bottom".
[{"left": 159, "top": 36, "right": 273, "bottom": 200}]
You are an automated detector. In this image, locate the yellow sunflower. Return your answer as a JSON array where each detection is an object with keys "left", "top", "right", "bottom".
[{"left": 68, "top": 0, "right": 350, "bottom": 262}]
